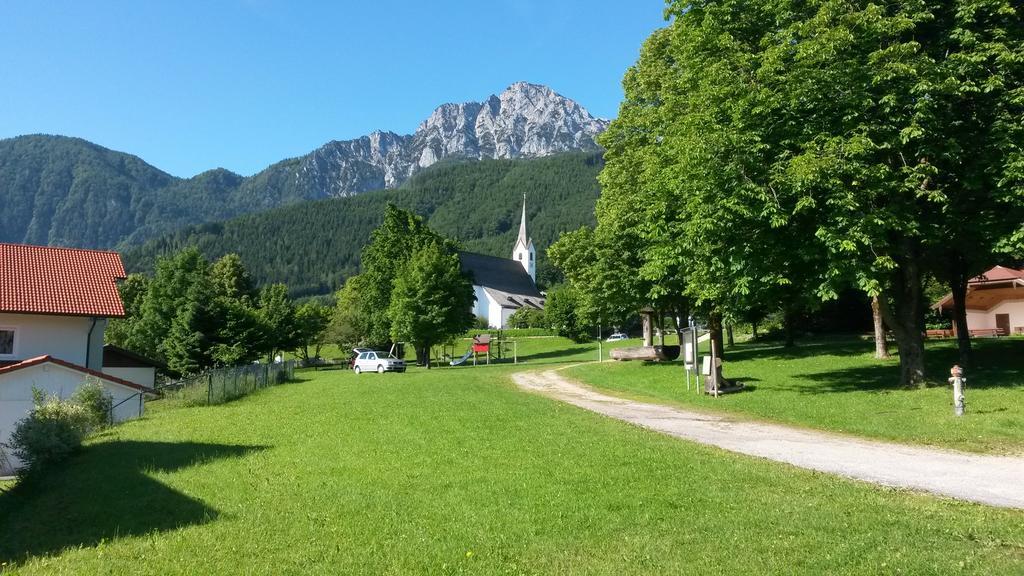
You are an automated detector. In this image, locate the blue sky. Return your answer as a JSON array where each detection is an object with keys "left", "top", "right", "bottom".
[{"left": 0, "top": 1, "right": 667, "bottom": 177}]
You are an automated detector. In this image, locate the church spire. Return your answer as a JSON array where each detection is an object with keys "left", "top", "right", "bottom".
[
  {"left": 517, "top": 193, "right": 528, "bottom": 247},
  {"left": 512, "top": 193, "right": 536, "bottom": 283}
]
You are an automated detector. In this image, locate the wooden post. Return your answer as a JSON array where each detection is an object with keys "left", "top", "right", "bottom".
[{"left": 949, "top": 365, "right": 966, "bottom": 416}]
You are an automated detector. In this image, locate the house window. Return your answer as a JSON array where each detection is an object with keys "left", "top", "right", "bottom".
[
  {"left": 530, "top": 252, "right": 534, "bottom": 261},
  {"left": 518, "top": 254, "right": 523, "bottom": 261},
  {"left": 0, "top": 327, "right": 15, "bottom": 357}
]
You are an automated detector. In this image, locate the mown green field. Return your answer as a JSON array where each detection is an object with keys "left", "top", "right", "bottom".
[
  {"left": 0, "top": 348, "right": 1022, "bottom": 574},
  {"left": 569, "top": 336, "right": 1024, "bottom": 454}
]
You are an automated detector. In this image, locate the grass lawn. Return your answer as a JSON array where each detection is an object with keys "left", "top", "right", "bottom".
[
  {"left": 569, "top": 336, "right": 1024, "bottom": 454},
  {"left": 0, "top": 360, "right": 1022, "bottom": 574}
]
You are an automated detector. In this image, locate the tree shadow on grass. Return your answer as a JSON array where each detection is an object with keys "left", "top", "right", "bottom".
[
  {"left": 723, "top": 338, "right": 875, "bottom": 363},
  {"left": 0, "top": 440, "right": 266, "bottom": 565},
  {"left": 785, "top": 341, "right": 1024, "bottom": 394}
]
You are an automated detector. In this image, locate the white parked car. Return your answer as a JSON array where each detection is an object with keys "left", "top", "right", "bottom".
[
  {"left": 352, "top": 350, "right": 406, "bottom": 374},
  {"left": 606, "top": 332, "right": 628, "bottom": 342}
]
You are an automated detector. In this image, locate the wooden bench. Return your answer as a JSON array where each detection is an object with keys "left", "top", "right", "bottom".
[
  {"left": 925, "top": 329, "right": 953, "bottom": 339},
  {"left": 969, "top": 328, "right": 1002, "bottom": 338}
]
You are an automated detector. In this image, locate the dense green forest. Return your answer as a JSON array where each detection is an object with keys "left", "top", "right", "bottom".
[{"left": 123, "top": 152, "right": 604, "bottom": 297}]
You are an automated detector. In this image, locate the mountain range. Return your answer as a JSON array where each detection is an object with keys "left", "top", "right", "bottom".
[{"left": 0, "top": 82, "right": 608, "bottom": 250}]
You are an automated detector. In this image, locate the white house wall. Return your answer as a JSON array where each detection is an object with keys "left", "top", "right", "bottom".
[
  {"left": 0, "top": 313, "right": 107, "bottom": 370},
  {"left": 966, "top": 299, "right": 1024, "bottom": 333},
  {"left": 966, "top": 310, "right": 992, "bottom": 329},
  {"left": 103, "top": 366, "right": 156, "bottom": 389},
  {"left": 0, "top": 362, "right": 144, "bottom": 473}
]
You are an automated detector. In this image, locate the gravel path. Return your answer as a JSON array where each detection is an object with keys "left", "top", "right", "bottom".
[{"left": 512, "top": 368, "right": 1024, "bottom": 509}]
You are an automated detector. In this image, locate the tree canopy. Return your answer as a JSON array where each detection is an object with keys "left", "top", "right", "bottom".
[
  {"left": 388, "top": 241, "right": 476, "bottom": 366},
  {"left": 558, "top": 0, "right": 1023, "bottom": 385},
  {"left": 107, "top": 249, "right": 309, "bottom": 376}
]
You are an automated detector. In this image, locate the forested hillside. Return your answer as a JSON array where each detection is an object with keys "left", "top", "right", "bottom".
[
  {"left": 0, "top": 135, "right": 175, "bottom": 247},
  {"left": 123, "top": 152, "right": 603, "bottom": 297}
]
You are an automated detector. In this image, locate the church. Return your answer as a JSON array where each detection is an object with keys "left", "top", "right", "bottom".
[{"left": 460, "top": 197, "right": 545, "bottom": 328}]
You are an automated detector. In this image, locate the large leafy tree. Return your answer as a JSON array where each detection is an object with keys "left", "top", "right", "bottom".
[
  {"left": 115, "top": 247, "right": 279, "bottom": 374},
  {"left": 360, "top": 204, "right": 448, "bottom": 344},
  {"left": 388, "top": 241, "right": 475, "bottom": 367},
  {"left": 543, "top": 284, "right": 594, "bottom": 343},
  {"left": 326, "top": 275, "right": 373, "bottom": 350},
  {"left": 134, "top": 247, "right": 210, "bottom": 361},
  {"left": 104, "top": 273, "right": 150, "bottom": 351},
  {"left": 293, "top": 301, "right": 332, "bottom": 363},
  {"left": 209, "top": 253, "right": 255, "bottom": 303},
  {"left": 258, "top": 284, "right": 301, "bottom": 362},
  {"left": 164, "top": 276, "right": 220, "bottom": 375},
  {"left": 600, "top": 0, "right": 1022, "bottom": 386}
]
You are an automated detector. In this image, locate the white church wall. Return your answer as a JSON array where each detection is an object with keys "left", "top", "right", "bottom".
[
  {"left": 471, "top": 285, "right": 488, "bottom": 320},
  {"left": 488, "top": 299, "right": 503, "bottom": 329},
  {"left": 500, "top": 307, "right": 516, "bottom": 328}
]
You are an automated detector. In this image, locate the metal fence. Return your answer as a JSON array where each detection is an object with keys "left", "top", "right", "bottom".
[{"left": 158, "top": 360, "right": 296, "bottom": 406}]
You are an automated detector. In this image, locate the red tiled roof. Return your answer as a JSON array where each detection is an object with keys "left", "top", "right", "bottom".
[
  {"left": 971, "top": 265, "right": 1024, "bottom": 284},
  {"left": 0, "top": 355, "right": 153, "bottom": 392},
  {"left": 0, "top": 243, "right": 126, "bottom": 317}
]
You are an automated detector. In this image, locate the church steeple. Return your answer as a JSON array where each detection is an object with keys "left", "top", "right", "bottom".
[
  {"left": 517, "top": 193, "right": 529, "bottom": 248},
  {"left": 512, "top": 194, "right": 536, "bottom": 283}
]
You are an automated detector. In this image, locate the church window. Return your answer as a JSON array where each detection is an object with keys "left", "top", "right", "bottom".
[
  {"left": 518, "top": 254, "right": 523, "bottom": 261},
  {"left": 530, "top": 253, "right": 534, "bottom": 261}
]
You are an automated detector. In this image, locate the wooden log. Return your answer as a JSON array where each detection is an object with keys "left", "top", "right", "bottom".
[{"left": 610, "top": 346, "right": 659, "bottom": 361}]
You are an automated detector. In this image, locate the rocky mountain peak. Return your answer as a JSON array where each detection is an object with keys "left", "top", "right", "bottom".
[{"left": 295, "top": 83, "right": 608, "bottom": 198}]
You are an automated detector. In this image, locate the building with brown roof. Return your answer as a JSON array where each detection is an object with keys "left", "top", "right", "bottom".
[{"left": 934, "top": 265, "right": 1024, "bottom": 336}]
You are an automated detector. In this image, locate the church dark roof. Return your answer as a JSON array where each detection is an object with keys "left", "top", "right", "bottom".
[{"left": 459, "top": 252, "right": 542, "bottom": 298}]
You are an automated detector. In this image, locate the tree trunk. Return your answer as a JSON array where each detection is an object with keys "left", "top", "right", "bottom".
[
  {"left": 708, "top": 309, "right": 726, "bottom": 362},
  {"left": 751, "top": 321, "right": 759, "bottom": 340},
  {"left": 424, "top": 342, "right": 431, "bottom": 369},
  {"left": 726, "top": 325, "right": 735, "bottom": 347},
  {"left": 949, "top": 274, "right": 972, "bottom": 367},
  {"left": 642, "top": 312, "right": 653, "bottom": 347},
  {"left": 875, "top": 241, "right": 927, "bottom": 387},
  {"left": 872, "top": 296, "right": 890, "bottom": 359},
  {"left": 783, "top": 309, "right": 797, "bottom": 348}
]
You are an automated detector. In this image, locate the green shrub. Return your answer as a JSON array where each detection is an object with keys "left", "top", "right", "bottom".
[
  {"left": 71, "top": 378, "right": 114, "bottom": 428},
  {"left": 9, "top": 390, "right": 93, "bottom": 472},
  {"left": 507, "top": 307, "right": 547, "bottom": 329}
]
